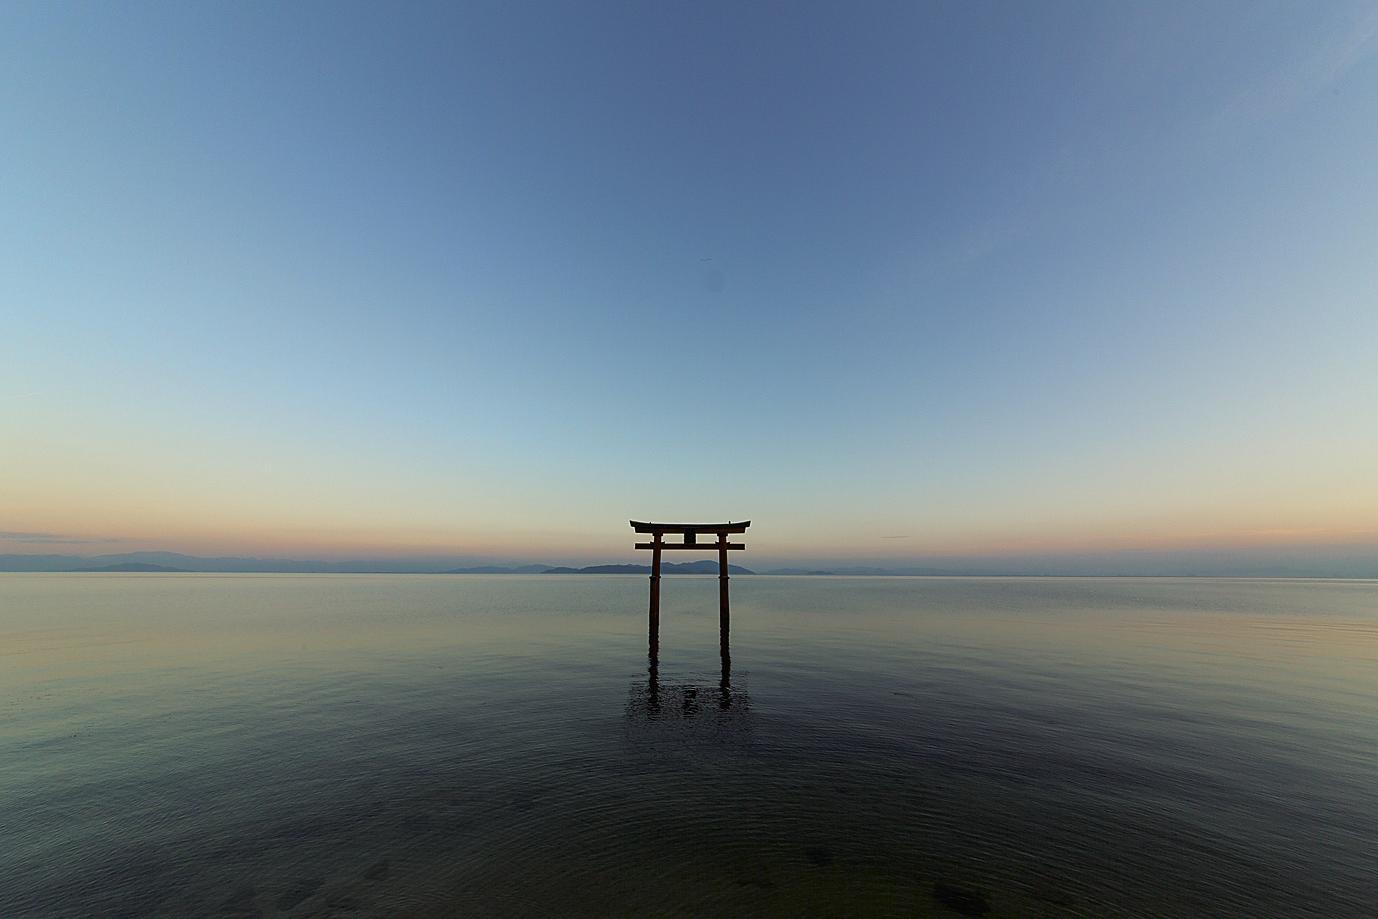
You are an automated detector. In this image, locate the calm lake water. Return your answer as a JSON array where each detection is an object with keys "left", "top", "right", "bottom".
[{"left": 2, "top": 574, "right": 1375, "bottom": 917}]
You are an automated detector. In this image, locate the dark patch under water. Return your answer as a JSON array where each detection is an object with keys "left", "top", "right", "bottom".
[
  {"left": 1, "top": 574, "right": 1375, "bottom": 917},
  {"left": 933, "top": 881, "right": 990, "bottom": 916}
]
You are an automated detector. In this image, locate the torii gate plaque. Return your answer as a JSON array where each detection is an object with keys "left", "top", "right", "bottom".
[{"left": 631, "top": 520, "right": 750, "bottom": 629}]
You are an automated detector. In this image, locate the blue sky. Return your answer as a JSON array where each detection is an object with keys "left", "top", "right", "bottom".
[{"left": 4, "top": 1, "right": 1378, "bottom": 567}]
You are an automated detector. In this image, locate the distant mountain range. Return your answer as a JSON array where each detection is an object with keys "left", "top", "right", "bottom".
[
  {"left": 0, "top": 552, "right": 753, "bottom": 575},
  {"left": 765, "top": 566, "right": 976, "bottom": 576},
  {"left": 0, "top": 552, "right": 469, "bottom": 573},
  {"left": 0, "top": 554, "right": 956, "bottom": 576},
  {"left": 2, "top": 550, "right": 1374, "bottom": 578},
  {"left": 71, "top": 562, "right": 190, "bottom": 572}
]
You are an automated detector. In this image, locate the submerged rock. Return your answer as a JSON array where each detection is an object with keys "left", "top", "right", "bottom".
[
  {"left": 805, "top": 846, "right": 834, "bottom": 867},
  {"left": 932, "top": 880, "right": 990, "bottom": 916},
  {"left": 363, "top": 860, "right": 390, "bottom": 881},
  {"left": 220, "top": 883, "right": 261, "bottom": 917},
  {"left": 324, "top": 891, "right": 362, "bottom": 911},
  {"left": 1030, "top": 882, "right": 1076, "bottom": 907},
  {"left": 401, "top": 813, "right": 433, "bottom": 830},
  {"left": 732, "top": 865, "right": 777, "bottom": 890},
  {"left": 275, "top": 877, "right": 324, "bottom": 911}
]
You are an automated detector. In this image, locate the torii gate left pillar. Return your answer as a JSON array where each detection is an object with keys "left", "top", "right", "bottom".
[{"left": 632, "top": 521, "right": 750, "bottom": 630}]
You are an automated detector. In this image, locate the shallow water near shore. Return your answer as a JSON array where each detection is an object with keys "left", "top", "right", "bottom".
[{"left": 2, "top": 574, "right": 1376, "bottom": 917}]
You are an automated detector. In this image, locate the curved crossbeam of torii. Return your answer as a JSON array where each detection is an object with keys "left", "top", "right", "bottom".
[{"left": 630, "top": 520, "right": 750, "bottom": 631}]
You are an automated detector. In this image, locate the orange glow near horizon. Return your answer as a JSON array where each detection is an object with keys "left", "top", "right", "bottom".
[
  {"left": 6, "top": 377, "right": 1378, "bottom": 566},
  {"left": 5, "top": 503, "right": 1378, "bottom": 565}
]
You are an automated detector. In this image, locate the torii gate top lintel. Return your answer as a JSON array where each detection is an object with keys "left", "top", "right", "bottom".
[{"left": 630, "top": 520, "right": 750, "bottom": 535}]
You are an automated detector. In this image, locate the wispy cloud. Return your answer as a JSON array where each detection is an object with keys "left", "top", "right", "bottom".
[{"left": 1222, "top": 3, "right": 1378, "bottom": 131}]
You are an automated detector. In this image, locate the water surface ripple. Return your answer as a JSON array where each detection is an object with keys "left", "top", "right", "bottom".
[{"left": 1, "top": 574, "right": 1375, "bottom": 917}]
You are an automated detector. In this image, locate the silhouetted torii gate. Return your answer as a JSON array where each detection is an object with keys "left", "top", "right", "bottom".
[{"left": 631, "top": 520, "right": 750, "bottom": 630}]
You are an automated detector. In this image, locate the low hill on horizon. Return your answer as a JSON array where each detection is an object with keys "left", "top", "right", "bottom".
[{"left": 71, "top": 562, "right": 190, "bottom": 572}]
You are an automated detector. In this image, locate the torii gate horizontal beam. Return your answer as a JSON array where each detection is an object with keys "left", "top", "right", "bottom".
[{"left": 635, "top": 542, "right": 744, "bottom": 551}]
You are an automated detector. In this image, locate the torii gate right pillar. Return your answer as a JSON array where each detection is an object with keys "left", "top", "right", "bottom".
[{"left": 717, "top": 532, "right": 730, "bottom": 632}]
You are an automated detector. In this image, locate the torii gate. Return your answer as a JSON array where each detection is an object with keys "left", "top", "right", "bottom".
[{"left": 631, "top": 520, "right": 750, "bottom": 630}]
